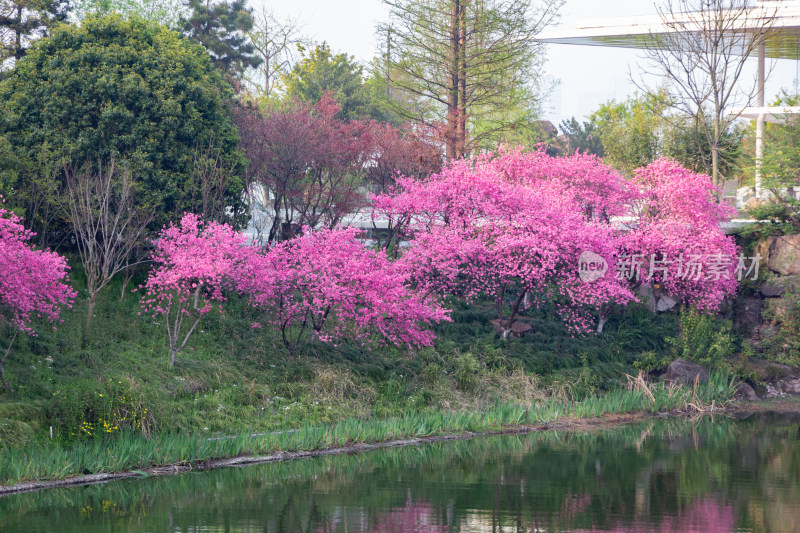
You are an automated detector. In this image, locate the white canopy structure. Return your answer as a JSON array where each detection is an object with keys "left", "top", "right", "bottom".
[{"left": 538, "top": 0, "right": 800, "bottom": 198}]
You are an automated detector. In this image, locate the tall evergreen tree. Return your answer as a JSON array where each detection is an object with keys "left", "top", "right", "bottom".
[
  {"left": 181, "top": 0, "right": 260, "bottom": 78},
  {"left": 0, "top": 0, "right": 70, "bottom": 65},
  {"left": 558, "top": 118, "right": 604, "bottom": 157},
  {"left": 378, "top": 0, "right": 561, "bottom": 160}
]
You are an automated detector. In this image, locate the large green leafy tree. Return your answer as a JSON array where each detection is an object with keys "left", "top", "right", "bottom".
[
  {"left": 72, "top": 0, "right": 188, "bottom": 29},
  {"left": 181, "top": 0, "right": 260, "bottom": 79},
  {"left": 558, "top": 118, "right": 604, "bottom": 157},
  {"left": 589, "top": 92, "right": 668, "bottom": 176},
  {"left": 283, "top": 42, "right": 378, "bottom": 121},
  {"left": 0, "top": 15, "right": 247, "bottom": 242},
  {"left": 589, "top": 91, "right": 742, "bottom": 178}
]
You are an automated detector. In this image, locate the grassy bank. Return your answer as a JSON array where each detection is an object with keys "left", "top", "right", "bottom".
[
  {"left": 0, "top": 266, "right": 685, "bottom": 447},
  {"left": 0, "top": 266, "right": 743, "bottom": 488},
  {"left": 0, "top": 373, "right": 736, "bottom": 486}
]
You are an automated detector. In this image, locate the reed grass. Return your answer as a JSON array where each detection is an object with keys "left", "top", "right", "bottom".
[{"left": 0, "top": 373, "right": 736, "bottom": 486}]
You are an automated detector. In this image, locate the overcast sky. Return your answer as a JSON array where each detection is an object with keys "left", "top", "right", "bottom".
[{"left": 262, "top": 0, "right": 800, "bottom": 127}]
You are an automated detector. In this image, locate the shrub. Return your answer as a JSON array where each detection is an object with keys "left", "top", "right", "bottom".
[
  {"left": 670, "top": 308, "right": 734, "bottom": 368},
  {"left": 47, "top": 378, "right": 153, "bottom": 442}
]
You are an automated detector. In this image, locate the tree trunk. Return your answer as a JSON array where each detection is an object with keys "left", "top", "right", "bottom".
[
  {"left": 712, "top": 118, "right": 720, "bottom": 185},
  {"left": 120, "top": 269, "right": 135, "bottom": 302},
  {"left": 597, "top": 303, "right": 614, "bottom": 334},
  {"left": 170, "top": 347, "right": 178, "bottom": 368},
  {"left": 457, "top": 0, "right": 467, "bottom": 158},
  {"left": 0, "top": 330, "right": 19, "bottom": 386},
  {"left": 14, "top": 6, "right": 23, "bottom": 61},
  {"left": 597, "top": 314, "right": 608, "bottom": 334},
  {"left": 446, "top": 0, "right": 461, "bottom": 160},
  {"left": 85, "top": 293, "right": 97, "bottom": 340}
]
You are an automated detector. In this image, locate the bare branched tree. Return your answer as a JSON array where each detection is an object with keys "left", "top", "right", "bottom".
[
  {"left": 63, "top": 159, "right": 152, "bottom": 336},
  {"left": 185, "top": 139, "right": 237, "bottom": 223},
  {"left": 245, "top": 6, "right": 310, "bottom": 98},
  {"left": 638, "top": 0, "right": 781, "bottom": 184}
]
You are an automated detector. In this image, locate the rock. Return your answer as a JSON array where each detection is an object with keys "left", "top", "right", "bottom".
[
  {"left": 737, "top": 298, "right": 762, "bottom": 328},
  {"left": 744, "top": 197, "right": 763, "bottom": 211},
  {"left": 759, "top": 234, "right": 800, "bottom": 276},
  {"left": 752, "top": 360, "right": 794, "bottom": 380},
  {"left": 760, "top": 275, "right": 800, "bottom": 298},
  {"left": 761, "top": 281, "right": 786, "bottom": 297},
  {"left": 766, "top": 383, "right": 787, "bottom": 398},
  {"left": 637, "top": 284, "right": 679, "bottom": 313},
  {"left": 764, "top": 297, "right": 795, "bottom": 323},
  {"left": 755, "top": 361, "right": 800, "bottom": 397},
  {"left": 656, "top": 294, "right": 679, "bottom": 312},
  {"left": 774, "top": 376, "right": 800, "bottom": 396},
  {"left": 636, "top": 285, "right": 657, "bottom": 313},
  {"left": 733, "top": 381, "right": 758, "bottom": 400},
  {"left": 489, "top": 319, "right": 532, "bottom": 339},
  {"left": 661, "top": 358, "right": 709, "bottom": 386}
]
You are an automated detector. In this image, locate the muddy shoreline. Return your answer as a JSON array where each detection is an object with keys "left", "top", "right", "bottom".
[{"left": 1, "top": 399, "right": 797, "bottom": 497}]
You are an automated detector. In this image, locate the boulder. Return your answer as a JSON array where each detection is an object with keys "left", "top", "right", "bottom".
[
  {"left": 760, "top": 275, "right": 800, "bottom": 298},
  {"left": 637, "top": 284, "right": 679, "bottom": 313},
  {"left": 737, "top": 298, "right": 762, "bottom": 328},
  {"left": 753, "top": 361, "right": 800, "bottom": 397},
  {"left": 489, "top": 319, "right": 532, "bottom": 339},
  {"left": 764, "top": 297, "right": 795, "bottom": 323},
  {"left": 656, "top": 294, "right": 679, "bottom": 312},
  {"left": 778, "top": 376, "right": 800, "bottom": 396},
  {"left": 758, "top": 234, "right": 800, "bottom": 276},
  {"left": 661, "top": 358, "right": 709, "bottom": 386},
  {"left": 760, "top": 281, "right": 786, "bottom": 297},
  {"left": 765, "top": 377, "right": 800, "bottom": 398},
  {"left": 733, "top": 381, "right": 758, "bottom": 400}
]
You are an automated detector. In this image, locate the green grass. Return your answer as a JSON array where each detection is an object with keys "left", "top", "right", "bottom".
[
  {"left": 0, "top": 264, "right": 684, "bottom": 445},
  {"left": 0, "top": 263, "right": 732, "bottom": 485},
  {"left": 0, "top": 374, "right": 736, "bottom": 485}
]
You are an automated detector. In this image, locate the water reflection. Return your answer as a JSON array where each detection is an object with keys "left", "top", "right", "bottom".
[{"left": 1, "top": 411, "right": 799, "bottom": 532}]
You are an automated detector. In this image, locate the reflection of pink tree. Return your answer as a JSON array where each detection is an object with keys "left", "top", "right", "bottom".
[
  {"left": 568, "top": 497, "right": 735, "bottom": 533},
  {"left": 315, "top": 498, "right": 449, "bottom": 533},
  {"left": 370, "top": 498, "right": 449, "bottom": 533}
]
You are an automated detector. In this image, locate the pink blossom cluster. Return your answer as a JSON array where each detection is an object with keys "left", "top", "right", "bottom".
[
  {"left": 141, "top": 215, "right": 450, "bottom": 358},
  {"left": 0, "top": 199, "right": 75, "bottom": 334},
  {"left": 623, "top": 159, "right": 739, "bottom": 311},
  {"left": 375, "top": 147, "right": 637, "bottom": 335},
  {"left": 141, "top": 151, "right": 739, "bottom": 355},
  {"left": 237, "top": 227, "right": 451, "bottom": 354},
  {"left": 373, "top": 148, "right": 739, "bottom": 334},
  {"left": 138, "top": 214, "right": 259, "bottom": 365},
  {"left": 139, "top": 213, "right": 254, "bottom": 319}
]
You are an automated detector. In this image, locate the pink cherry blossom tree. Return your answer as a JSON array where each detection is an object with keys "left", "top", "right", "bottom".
[
  {"left": 0, "top": 199, "right": 75, "bottom": 384},
  {"left": 238, "top": 227, "right": 450, "bottom": 356},
  {"left": 622, "top": 158, "right": 739, "bottom": 312},
  {"left": 375, "top": 148, "right": 636, "bottom": 338},
  {"left": 139, "top": 214, "right": 255, "bottom": 368}
]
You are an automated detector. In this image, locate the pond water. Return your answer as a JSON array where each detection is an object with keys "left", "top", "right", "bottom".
[{"left": 1, "top": 411, "right": 799, "bottom": 532}]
